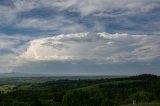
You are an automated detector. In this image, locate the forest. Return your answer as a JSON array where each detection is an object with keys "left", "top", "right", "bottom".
[{"left": 0, "top": 74, "right": 160, "bottom": 106}]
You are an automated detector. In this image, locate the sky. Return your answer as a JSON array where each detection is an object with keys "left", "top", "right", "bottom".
[{"left": 0, "top": 0, "right": 160, "bottom": 75}]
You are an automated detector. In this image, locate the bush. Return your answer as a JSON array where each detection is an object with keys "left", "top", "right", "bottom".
[{"left": 131, "top": 91, "right": 155, "bottom": 102}]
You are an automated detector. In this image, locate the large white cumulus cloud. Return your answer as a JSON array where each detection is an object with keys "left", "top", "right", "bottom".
[{"left": 21, "top": 32, "right": 160, "bottom": 63}]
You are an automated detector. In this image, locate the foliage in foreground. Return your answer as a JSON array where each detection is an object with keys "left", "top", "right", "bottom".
[{"left": 0, "top": 74, "right": 160, "bottom": 106}]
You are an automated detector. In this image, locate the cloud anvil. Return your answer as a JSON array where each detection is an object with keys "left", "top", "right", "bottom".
[{"left": 21, "top": 33, "right": 160, "bottom": 64}]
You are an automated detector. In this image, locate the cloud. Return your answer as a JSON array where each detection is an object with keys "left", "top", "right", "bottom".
[
  {"left": 15, "top": 16, "right": 87, "bottom": 33},
  {"left": 44, "top": 0, "right": 160, "bottom": 16},
  {"left": 0, "top": 0, "right": 160, "bottom": 74},
  {"left": 11, "top": 0, "right": 159, "bottom": 15},
  {"left": 0, "top": 0, "right": 160, "bottom": 35},
  {"left": 0, "top": 33, "right": 37, "bottom": 71},
  {"left": 20, "top": 32, "right": 160, "bottom": 64}
]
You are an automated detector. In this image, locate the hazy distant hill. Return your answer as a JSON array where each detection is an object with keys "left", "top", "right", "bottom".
[
  {"left": 0, "top": 72, "right": 126, "bottom": 78},
  {"left": 0, "top": 72, "right": 126, "bottom": 84},
  {"left": 0, "top": 72, "right": 48, "bottom": 78}
]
